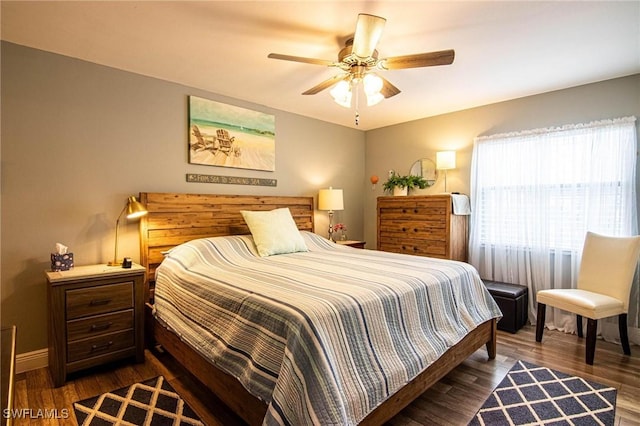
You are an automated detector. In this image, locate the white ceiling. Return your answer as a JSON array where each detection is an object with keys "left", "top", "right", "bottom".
[{"left": 2, "top": 1, "right": 639, "bottom": 130}]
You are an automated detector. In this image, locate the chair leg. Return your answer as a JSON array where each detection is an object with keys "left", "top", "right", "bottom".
[
  {"left": 619, "top": 313, "right": 631, "bottom": 356},
  {"left": 586, "top": 318, "right": 597, "bottom": 365},
  {"left": 536, "top": 303, "right": 546, "bottom": 342},
  {"left": 577, "top": 314, "right": 583, "bottom": 338}
]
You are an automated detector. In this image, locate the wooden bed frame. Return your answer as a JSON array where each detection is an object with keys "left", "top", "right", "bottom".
[{"left": 138, "top": 192, "right": 497, "bottom": 425}]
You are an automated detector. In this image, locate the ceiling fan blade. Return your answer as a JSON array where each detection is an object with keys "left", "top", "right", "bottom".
[
  {"left": 380, "top": 76, "right": 401, "bottom": 98},
  {"left": 351, "top": 14, "right": 386, "bottom": 58},
  {"left": 379, "top": 49, "right": 455, "bottom": 70},
  {"left": 302, "top": 74, "right": 347, "bottom": 95},
  {"left": 268, "top": 53, "right": 334, "bottom": 67}
]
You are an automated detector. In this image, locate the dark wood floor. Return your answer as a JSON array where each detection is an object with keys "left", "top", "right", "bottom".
[{"left": 12, "top": 325, "right": 640, "bottom": 425}]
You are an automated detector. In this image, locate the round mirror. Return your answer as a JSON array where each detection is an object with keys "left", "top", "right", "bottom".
[{"left": 409, "top": 158, "right": 438, "bottom": 186}]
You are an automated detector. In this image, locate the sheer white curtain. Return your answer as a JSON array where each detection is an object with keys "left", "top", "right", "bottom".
[{"left": 469, "top": 117, "right": 639, "bottom": 343}]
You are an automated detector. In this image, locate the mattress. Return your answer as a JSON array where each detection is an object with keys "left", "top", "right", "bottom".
[{"left": 153, "top": 231, "right": 501, "bottom": 425}]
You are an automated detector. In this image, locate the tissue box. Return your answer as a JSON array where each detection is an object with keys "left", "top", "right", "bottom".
[{"left": 51, "top": 253, "right": 74, "bottom": 271}]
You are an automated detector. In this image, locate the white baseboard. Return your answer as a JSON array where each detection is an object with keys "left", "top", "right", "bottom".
[{"left": 16, "top": 348, "right": 48, "bottom": 374}]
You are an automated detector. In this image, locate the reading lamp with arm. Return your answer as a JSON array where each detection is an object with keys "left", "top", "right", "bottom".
[
  {"left": 108, "top": 196, "right": 148, "bottom": 267},
  {"left": 318, "top": 187, "right": 344, "bottom": 242}
]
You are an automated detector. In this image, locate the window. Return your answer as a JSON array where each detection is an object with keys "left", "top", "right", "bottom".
[{"left": 471, "top": 117, "right": 637, "bottom": 254}]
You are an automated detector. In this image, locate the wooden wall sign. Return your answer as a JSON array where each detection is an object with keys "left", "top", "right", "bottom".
[{"left": 186, "top": 173, "right": 277, "bottom": 187}]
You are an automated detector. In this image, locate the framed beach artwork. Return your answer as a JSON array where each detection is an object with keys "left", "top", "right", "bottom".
[{"left": 188, "top": 96, "right": 276, "bottom": 171}]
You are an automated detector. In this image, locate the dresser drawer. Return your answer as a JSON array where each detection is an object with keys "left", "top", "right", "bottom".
[
  {"left": 66, "top": 282, "right": 133, "bottom": 320},
  {"left": 379, "top": 240, "right": 447, "bottom": 257},
  {"left": 67, "top": 329, "right": 134, "bottom": 363},
  {"left": 379, "top": 220, "right": 447, "bottom": 239},
  {"left": 379, "top": 207, "right": 447, "bottom": 222},
  {"left": 66, "top": 309, "right": 134, "bottom": 342},
  {"left": 378, "top": 197, "right": 448, "bottom": 214}
]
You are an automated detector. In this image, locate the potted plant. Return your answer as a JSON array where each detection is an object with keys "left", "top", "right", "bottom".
[{"left": 383, "top": 171, "right": 430, "bottom": 196}]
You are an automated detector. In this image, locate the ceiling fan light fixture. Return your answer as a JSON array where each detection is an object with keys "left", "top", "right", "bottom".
[
  {"left": 363, "top": 73, "right": 384, "bottom": 106},
  {"left": 366, "top": 91, "right": 384, "bottom": 106},
  {"left": 363, "top": 73, "right": 383, "bottom": 93},
  {"left": 330, "top": 80, "right": 352, "bottom": 108}
]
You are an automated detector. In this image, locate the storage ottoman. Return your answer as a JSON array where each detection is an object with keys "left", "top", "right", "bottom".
[{"left": 483, "top": 280, "right": 528, "bottom": 333}]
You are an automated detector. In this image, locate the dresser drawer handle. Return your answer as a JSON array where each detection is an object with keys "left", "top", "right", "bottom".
[
  {"left": 89, "top": 298, "right": 112, "bottom": 306},
  {"left": 402, "top": 209, "right": 407, "bottom": 213},
  {"left": 414, "top": 209, "right": 418, "bottom": 213},
  {"left": 402, "top": 227, "right": 407, "bottom": 232},
  {"left": 91, "top": 341, "right": 113, "bottom": 351},
  {"left": 413, "top": 228, "right": 418, "bottom": 232},
  {"left": 413, "top": 247, "right": 419, "bottom": 251},
  {"left": 90, "top": 322, "right": 113, "bottom": 332}
]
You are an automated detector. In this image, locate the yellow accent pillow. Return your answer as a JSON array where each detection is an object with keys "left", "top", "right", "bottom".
[{"left": 240, "top": 208, "right": 308, "bottom": 257}]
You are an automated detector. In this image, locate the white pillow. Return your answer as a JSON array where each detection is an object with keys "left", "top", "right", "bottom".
[{"left": 240, "top": 208, "right": 308, "bottom": 257}]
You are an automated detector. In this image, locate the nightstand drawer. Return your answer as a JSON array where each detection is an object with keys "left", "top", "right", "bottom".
[
  {"left": 66, "top": 310, "right": 134, "bottom": 342},
  {"left": 66, "top": 282, "right": 133, "bottom": 319},
  {"left": 67, "top": 329, "right": 134, "bottom": 363}
]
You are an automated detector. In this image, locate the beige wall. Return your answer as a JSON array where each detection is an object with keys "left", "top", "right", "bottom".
[
  {"left": 1, "top": 42, "right": 365, "bottom": 353},
  {"left": 364, "top": 74, "right": 640, "bottom": 248}
]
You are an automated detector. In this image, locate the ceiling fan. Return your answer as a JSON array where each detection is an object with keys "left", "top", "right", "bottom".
[{"left": 268, "top": 13, "right": 455, "bottom": 124}]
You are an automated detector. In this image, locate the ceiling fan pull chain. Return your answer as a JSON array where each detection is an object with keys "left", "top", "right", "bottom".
[{"left": 355, "top": 83, "right": 360, "bottom": 126}]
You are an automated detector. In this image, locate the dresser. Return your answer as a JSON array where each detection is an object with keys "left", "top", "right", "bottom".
[
  {"left": 377, "top": 195, "right": 468, "bottom": 262},
  {"left": 46, "top": 264, "right": 145, "bottom": 387}
]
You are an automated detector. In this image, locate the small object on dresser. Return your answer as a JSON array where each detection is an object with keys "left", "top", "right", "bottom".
[
  {"left": 51, "top": 253, "right": 74, "bottom": 271},
  {"left": 122, "top": 257, "right": 132, "bottom": 268},
  {"left": 51, "top": 243, "right": 74, "bottom": 271}
]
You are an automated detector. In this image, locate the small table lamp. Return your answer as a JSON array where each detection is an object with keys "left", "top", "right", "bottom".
[
  {"left": 436, "top": 151, "right": 456, "bottom": 193},
  {"left": 108, "top": 196, "right": 148, "bottom": 266},
  {"left": 318, "top": 187, "right": 344, "bottom": 242}
]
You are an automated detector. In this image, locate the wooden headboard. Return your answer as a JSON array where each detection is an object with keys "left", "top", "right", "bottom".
[{"left": 138, "top": 192, "right": 315, "bottom": 301}]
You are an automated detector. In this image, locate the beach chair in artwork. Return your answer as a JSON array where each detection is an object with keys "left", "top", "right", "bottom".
[
  {"left": 216, "top": 129, "right": 235, "bottom": 155},
  {"left": 191, "top": 125, "right": 216, "bottom": 152}
]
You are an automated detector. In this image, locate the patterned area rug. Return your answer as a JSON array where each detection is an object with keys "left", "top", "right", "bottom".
[
  {"left": 470, "top": 360, "right": 617, "bottom": 425},
  {"left": 73, "top": 375, "right": 204, "bottom": 425}
]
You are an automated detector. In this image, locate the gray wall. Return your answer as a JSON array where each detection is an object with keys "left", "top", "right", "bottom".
[
  {"left": 364, "top": 74, "right": 640, "bottom": 248},
  {"left": 1, "top": 42, "right": 365, "bottom": 353},
  {"left": 2, "top": 41, "right": 639, "bottom": 356}
]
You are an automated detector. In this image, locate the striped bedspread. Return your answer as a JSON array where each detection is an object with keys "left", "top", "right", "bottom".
[{"left": 154, "top": 231, "right": 501, "bottom": 425}]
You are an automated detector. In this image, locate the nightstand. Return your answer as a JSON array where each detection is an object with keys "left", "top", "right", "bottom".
[
  {"left": 45, "top": 264, "right": 145, "bottom": 387},
  {"left": 336, "top": 240, "right": 366, "bottom": 249}
]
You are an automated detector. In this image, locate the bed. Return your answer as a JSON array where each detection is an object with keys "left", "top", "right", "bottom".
[{"left": 139, "top": 192, "right": 501, "bottom": 425}]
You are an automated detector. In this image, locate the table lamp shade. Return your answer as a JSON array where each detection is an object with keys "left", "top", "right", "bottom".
[
  {"left": 436, "top": 151, "right": 456, "bottom": 193},
  {"left": 318, "top": 188, "right": 344, "bottom": 211},
  {"left": 125, "top": 196, "right": 148, "bottom": 219},
  {"left": 108, "top": 196, "right": 148, "bottom": 266},
  {"left": 436, "top": 151, "right": 456, "bottom": 170}
]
